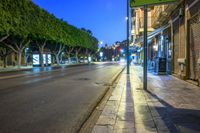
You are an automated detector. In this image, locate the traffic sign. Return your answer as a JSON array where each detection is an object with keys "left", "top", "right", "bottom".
[{"left": 130, "top": 0, "right": 177, "bottom": 7}]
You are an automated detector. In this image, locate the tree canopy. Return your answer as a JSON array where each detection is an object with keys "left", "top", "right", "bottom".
[{"left": 0, "top": 0, "right": 98, "bottom": 51}]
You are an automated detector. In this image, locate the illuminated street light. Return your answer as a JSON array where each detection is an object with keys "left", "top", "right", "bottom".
[
  {"left": 99, "top": 41, "right": 103, "bottom": 45},
  {"left": 153, "top": 45, "right": 158, "bottom": 51},
  {"left": 88, "top": 56, "right": 92, "bottom": 63},
  {"left": 100, "top": 52, "right": 103, "bottom": 57}
]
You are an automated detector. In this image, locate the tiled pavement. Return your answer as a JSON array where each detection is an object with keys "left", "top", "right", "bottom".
[
  {"left": 91, "top": 65, "right": 200, "bottom": 133},
  {"left": 92, "top": 70, "right": 135, "bottom": 133}
]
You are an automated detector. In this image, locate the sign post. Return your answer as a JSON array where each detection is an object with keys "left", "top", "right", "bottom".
[{"left": 130, "top": 0, "right": 177, "bottom": 90}]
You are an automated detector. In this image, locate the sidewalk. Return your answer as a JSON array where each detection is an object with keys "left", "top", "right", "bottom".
[
  {"left": 0, "top": 66, "right": 33, "bottom": 72},
  {"left": 0, "top": 63, "right": 94, "bottom": 73},
  {"left": 91, "top": 65, "right": 200, "bottom": 133},
  {"left": 92, "top": 70, "right": 135, "bottom": 133}
]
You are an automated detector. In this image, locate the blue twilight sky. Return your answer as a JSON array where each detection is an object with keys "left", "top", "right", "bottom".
[{"left": 32, "top": 0, "right": 127, "bottom": 46}]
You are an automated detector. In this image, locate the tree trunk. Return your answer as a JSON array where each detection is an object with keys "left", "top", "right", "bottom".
[
  {"left": 40, "top": 50, "right": 44, "bottom": 67},
  {"left": 25, "top": 55, "right": 29, "bottom": 66},
  {"left": 76, "top": 52, "right": 79, "bottom": 63},
  {"left": 56, "top": 54, "right": 60, "bottom": 65},
  {"left": 3, "top": 39, "right": 30, "bottom": 68},
  {"left": 84, "top": 49, "right": 88, "bottom": 63},
  {"left": 37, "top": 41, "right": 46, "bottom": 68},
  {"left": 17, "top": 52, "right": 22, "bottom": 68},
  {"left": 65, "top": 47, "right": 74, "bottom": 64},
  {"left": 3, "top": 56, "right": 7, "bottom": 68},
  {"left": 60, "top": 54, "right": 63, "bottom": 63},
  {"left": 68, "top": 54, "right": 71, "bottom": 63},
  {"left": 75, "top": 48, "right": 81, "bottom": 64}
]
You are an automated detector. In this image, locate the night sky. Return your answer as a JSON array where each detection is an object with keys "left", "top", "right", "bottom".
[{"left": 32, "top": 0, "right": 127, "bottom": 46}]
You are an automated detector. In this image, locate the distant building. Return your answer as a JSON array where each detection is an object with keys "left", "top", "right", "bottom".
[{"left": 97, "top": 41, "right": 128, "bottom": 62}]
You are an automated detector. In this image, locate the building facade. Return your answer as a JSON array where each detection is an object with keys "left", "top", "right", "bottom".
[
  {"left": 132, "top": 7, "right": 155, "bottom": 65},
  {"left": 133, "top": 0, "right": 200, "bottom": 85}
]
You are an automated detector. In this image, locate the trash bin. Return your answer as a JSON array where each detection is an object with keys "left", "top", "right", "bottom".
[{"left": 154, "top": 57, "right": 166, "bottom": 75}]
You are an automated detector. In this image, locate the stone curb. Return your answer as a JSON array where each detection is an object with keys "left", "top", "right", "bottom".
[
  {"left": 79, "top": 67, "right": 125, "bottom": 133},
  {"left": 0, "top": 63, "right": 94, "bottom": 73},
  {"left": 0, "top": 63, "right": 95, "bottom": 80}
]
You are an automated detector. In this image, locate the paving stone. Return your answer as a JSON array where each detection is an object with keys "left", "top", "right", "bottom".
[
  {"left": 113, "top": 128, "right": 135, "bottom": 133},
  {"left": 101, "top": 106, "right": 118, "bottom": 117},
  {"left": 118, "top": 106, "right": 134, "bottom": 113},
  {"left": 119, "top": 102, "right": 133, "bottom": 107},
  {"left": 92, "top": 125, "right": 114, "bottom": 133},
  {"left": 107, "top": 100, "right": 120, "bottom": 107},
  {"left": 116, "top": 111, "right": 134, "bottom": 121},
  {"left": 134, "top": 105, "right": 150, "bottom": 114},
  {"left": 114, "top": 120, "right": 135, "bottom": 129},
  {"left": 135, "top": 123, "right": 157, "bottom": 133},
  {"left": 96, "top": 115, "right": 116, "bottom": 125},
  {"left": 153, "top": 117, "right": 171, "bottom": 131},
  {"left": 121, "top": 98, "right": 133, "bottom": 103},
  {"left": 109, "top": 95, "right": 121, "bottom": 101},
  {"left": 177, "top": 124, "right": 200, "bottom": 133}
]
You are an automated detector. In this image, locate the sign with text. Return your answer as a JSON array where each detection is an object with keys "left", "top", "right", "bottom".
[{"left": 130, "top": 0, "right": 177, "bottom": 7}]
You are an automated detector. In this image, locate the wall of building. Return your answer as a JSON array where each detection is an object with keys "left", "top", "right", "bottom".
[{"left": 132, "top": 0, "right": 200, "bottom": 85}]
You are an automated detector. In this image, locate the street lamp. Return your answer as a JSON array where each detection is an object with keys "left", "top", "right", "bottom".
[
  {"left": 100, "top": 52, "right": 103, "bottom": 57},
  {"left": 100, "top": 52, "right": 103, "bottom": 61},
  {"left": 153, "top": 45, "right": 158, "bottom": 51},
  {"left": 126, "top": 0, "right": 130, "bottom": 74},
  {"left": 99, "top": 41, "right": 103, "bottom": 47}
]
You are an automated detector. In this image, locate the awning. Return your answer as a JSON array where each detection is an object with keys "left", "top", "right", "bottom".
[
  {"left": 134, "top": 23, "right": 171, "bottom": 45},
  {"left": 148, "top": 23, "right": 170, "bottom": 40}
]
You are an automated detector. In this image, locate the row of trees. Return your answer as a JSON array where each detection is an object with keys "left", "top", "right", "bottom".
[{"left": 0, "top": 0, "right": 98, "bottom": 67}]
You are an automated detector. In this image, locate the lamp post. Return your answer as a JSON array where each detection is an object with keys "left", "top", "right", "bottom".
[
  {"left": 127, "top": 0, "right": 130, "bottom": 74},
  {"left": 143, "top": 5, "right": 148, "bottom": 90}
]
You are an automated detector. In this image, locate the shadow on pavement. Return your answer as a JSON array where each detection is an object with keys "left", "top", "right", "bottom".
[{"left": 145, "top": 89, "right": 200, "bottom": 133}]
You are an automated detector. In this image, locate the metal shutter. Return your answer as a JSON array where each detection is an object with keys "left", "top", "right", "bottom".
[
  {"left": 189, "top": 12, "right": 200, "bottom": 80},
  {"left": 173, "top": 21, "right": 179, "bottom": 74}
]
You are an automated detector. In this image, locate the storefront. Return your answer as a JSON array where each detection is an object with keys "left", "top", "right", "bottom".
[
  {"left": 187, "top": 0, "right": 200, "bottom": 82},
  {"left": 147, "top": 24, "right": 172, "bottom": 74}
]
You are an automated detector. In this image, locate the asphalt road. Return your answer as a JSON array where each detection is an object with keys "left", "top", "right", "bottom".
[{"left": 0, "top": 63, "right": 124, "bottom": 133}]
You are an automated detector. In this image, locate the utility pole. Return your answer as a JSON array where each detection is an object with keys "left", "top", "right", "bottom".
[
  {"left": 143, "top": 5, "right": 148, "bottom": 90},
  {"left": 127, "top": 0, "right": 130, "bottom": 74}
]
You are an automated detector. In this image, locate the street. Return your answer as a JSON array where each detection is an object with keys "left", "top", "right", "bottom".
[
  {"left": 0, "top": 63, "right": 124, "bottom": 133},
  {"left": 0, "top": 0, "right": 200, "bottom": 133}
]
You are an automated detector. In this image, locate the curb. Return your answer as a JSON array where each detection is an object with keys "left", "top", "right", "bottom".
[
  {"left": 0, "top": 63, "right": 94, "bottom": 73},
  {"left": 79, "top": 67, "right": 125, "bottom": 133}
]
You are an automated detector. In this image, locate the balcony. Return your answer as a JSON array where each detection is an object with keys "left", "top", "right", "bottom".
[{"left": 152, "top": 5, "right": 177, "bottom": 28}]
